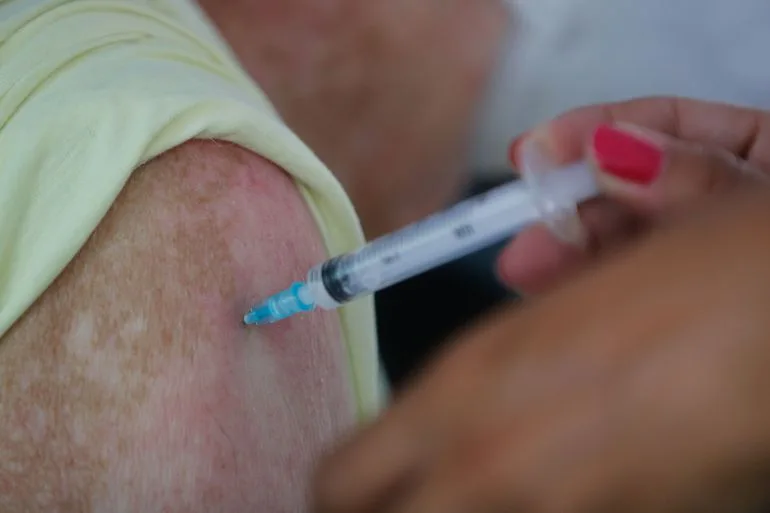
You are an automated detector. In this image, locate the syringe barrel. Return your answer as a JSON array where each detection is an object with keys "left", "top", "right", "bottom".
[
  {"left": 306, "top": 264, "right": 343, "bottom": 309},
  {"left": 305, "top": 182, "right": 539, "bottom": 309},
  {"left": 305, "top": 155, "right": 599, "bottom": 310}
]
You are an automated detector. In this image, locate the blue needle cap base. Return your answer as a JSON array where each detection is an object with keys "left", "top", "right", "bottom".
[{"left": 243, "top": 282, "right": 315, "bottom": 326}]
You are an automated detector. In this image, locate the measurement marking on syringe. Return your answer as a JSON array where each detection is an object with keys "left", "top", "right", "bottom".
[
  {"left": 382, "top": 254, "right": 400, "bottom": 265},
  {"left": 454, "top": 225, "right": 475, "bottom": 239}
]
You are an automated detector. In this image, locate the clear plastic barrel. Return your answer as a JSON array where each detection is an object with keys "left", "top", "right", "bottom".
[{"left": 307, "top": 154, "right": 598, "bottom": 308}]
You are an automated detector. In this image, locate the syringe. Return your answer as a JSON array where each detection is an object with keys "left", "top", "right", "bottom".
[{"left": 243, "top": 145, "right": 600, "bottom": 326}]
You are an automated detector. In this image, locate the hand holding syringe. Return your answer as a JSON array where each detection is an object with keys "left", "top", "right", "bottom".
[{"left": 244, "top": 142, "right": 600, "bottom": 325}]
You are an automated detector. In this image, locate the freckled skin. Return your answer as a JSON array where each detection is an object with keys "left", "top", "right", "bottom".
[{"left": 0, "top": 140, "right": 354, "bottom": 512}]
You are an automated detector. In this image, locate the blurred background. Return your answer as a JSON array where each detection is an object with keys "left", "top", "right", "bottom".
[{"left": 375, "top": 178, "right": 515, "bottom": 390}]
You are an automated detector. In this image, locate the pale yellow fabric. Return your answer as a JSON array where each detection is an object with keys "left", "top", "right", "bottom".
[{"left": 0, "top": 0, "right": 381, "bottom": 419}]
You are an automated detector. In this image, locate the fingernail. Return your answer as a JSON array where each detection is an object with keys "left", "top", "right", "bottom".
[
  {"left": 591, "top": 124, "right": 663, "bottom": 185},
  {"left": 508, "top": 137, "right": 525, "bottom": 165}
]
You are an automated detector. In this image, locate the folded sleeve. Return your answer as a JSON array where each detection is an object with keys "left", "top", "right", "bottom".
[{"left": 0, "top": 0, "right": 382, "bottom": 419}]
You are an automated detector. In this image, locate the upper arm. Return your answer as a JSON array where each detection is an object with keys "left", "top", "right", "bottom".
[{"left": 0, "top": 140, "right": 356, "bottom": 512}]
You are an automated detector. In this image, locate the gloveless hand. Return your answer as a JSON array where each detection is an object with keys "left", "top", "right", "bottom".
[{"left": 312, "top": 98, "right": 770, "bottom": 513}]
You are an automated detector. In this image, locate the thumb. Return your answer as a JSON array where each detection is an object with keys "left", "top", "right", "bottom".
[{"left": 589, "top": 123, "right": 765, "bottom": 216}]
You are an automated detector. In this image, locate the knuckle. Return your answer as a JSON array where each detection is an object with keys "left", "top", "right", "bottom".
[
  {"left": 705, "top": 153, "right": 740, "bottom": 193},
  {"left": 704, "top": 148, "right": 770, "bottom": 193},
  {"left": 669, "top": 146, "right": 744, "bottom": 197}
]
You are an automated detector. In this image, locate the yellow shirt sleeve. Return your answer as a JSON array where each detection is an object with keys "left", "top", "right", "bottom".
[{"left": 0, "top": 0, "right": 382, "bottom": 419}]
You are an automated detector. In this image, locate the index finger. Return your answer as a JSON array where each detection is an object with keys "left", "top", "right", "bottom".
[
  {"left": 500, "top": 97, "right": 770, "bottom": 295},
  {"left": 510, "top": 96, "right": 770, "bottom": 169}
]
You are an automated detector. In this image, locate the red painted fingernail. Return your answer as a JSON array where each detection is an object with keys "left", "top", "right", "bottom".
[{"left": 592, "top": 124, "right": 663, "bottom": 185}]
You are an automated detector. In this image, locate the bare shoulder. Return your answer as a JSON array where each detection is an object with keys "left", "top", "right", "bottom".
[{"left": 0, "top": 140, "right": 354, "bottom": 512}]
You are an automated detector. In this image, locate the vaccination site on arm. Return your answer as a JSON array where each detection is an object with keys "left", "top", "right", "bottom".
[{"left": 4, "top": 0, "right": 770, "bottom": 511}]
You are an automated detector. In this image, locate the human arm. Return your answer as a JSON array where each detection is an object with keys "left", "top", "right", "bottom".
[
  {"left": 0, "top": 0, "right": 384, "bottom": 509},
  {"left": 0, "top": 140, "right": 357, "bottom": 512}
]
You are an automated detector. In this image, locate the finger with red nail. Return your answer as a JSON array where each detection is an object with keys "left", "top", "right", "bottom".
[{"left": 497, "top": 98, "right": 770, "bottom": 295}]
